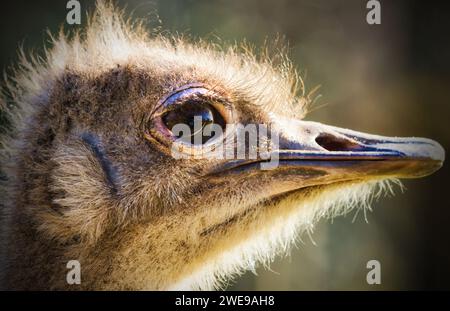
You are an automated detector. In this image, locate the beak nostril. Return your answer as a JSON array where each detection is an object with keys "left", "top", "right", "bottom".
[{"left": 315, "top": 133, "right": 363, "bottom": 152}]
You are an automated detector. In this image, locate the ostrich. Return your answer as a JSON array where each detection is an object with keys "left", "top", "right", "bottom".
[{"left": 0, "top": 2, "right": 444, "bottom": 290}]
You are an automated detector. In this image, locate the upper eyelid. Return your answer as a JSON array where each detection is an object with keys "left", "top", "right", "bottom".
[
  {"left": 156, "top": 84, "right": 232, "bottom": 112},
  {"left": 165, "top": 94, "right": 231, "bottom": 113}
]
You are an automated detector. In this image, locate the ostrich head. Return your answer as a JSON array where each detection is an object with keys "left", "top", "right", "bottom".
[{"left": 0, "top": 2, "right": 444, "bottom": 290}]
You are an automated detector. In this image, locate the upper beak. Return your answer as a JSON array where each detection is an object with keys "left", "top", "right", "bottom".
[{"left": 216, "top": 117, "right": 445, "bottom": 182}]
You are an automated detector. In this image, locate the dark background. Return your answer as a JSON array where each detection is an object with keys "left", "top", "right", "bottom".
[{"left": 0, "top": 0, "right": 449, "bottom": 290}]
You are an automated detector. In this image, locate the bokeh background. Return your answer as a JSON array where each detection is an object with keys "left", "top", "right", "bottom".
[{"left": 1, "top": 0, "right": 449, "bottom": 290}]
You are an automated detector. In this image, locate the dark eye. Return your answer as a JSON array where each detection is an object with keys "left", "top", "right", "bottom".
[
  {"left": 148, "top": 85, "right": 233, "bottom": 147},
  {"left": 162, "top": 99, "right": 226, "bottom": 144}
]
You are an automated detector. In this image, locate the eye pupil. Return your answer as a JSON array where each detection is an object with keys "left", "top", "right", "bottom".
[{"left": 161, "top": 100, "right": 225, "bottom": 144}]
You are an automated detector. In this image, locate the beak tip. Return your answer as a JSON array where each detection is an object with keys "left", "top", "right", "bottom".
[
  {"left": 402, "top": 138, "right": 445, "bottom": 178},
  {"left": 419, "top": 138, "right": 445, "bottom": 163},
  {"left": 435, "top": 142, "right": 445, "bottom": 163},
  {"left": 385, "top": 137, "right": 445, "bottom": 163}
]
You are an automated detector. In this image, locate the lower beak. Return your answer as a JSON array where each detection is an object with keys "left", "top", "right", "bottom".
[{"left": 215, "top": 119, "right": 445, "bottom": 182}]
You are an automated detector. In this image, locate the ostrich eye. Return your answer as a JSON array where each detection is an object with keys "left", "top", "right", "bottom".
[
  {"left": 162, "top": 99, "right": 226, "bottom": 144},
  {"left": 150, "top": 85, "right": 232, "bottom": 146}
]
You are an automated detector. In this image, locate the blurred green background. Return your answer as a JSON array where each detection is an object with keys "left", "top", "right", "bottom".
[{"left": 1, "top": 0, "right": 449, "bottom": 290}]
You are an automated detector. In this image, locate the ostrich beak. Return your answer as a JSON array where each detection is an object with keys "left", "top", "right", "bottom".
[{"left": 215, "top": 118, "right": 445, "bottom": 183}]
